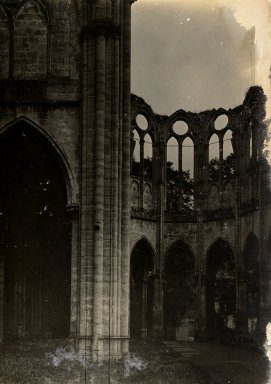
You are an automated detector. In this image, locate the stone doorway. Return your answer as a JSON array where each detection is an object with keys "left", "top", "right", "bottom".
[
  {"left": 130, "top": 238, "right": 154, "bottom": 338},
  {"left": 0, "top": 122, "right": 71, "bottom": 340},
  {"left": 206, "top": 239, "right": 236, "bottom": 340},
  {"left": 164, "top": 241, "right": 195, "bottom": 341}
]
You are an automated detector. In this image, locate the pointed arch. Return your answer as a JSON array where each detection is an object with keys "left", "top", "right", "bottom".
[
  {"left": 14, "top": 0, "right": 48, "bottom": 79},
  {"left": 167, "top": 136, "right": 179, "bottom": 170},
  {"left": 0, "top": 117, "right": 77, "bottom": 205},
  {"left": 131, "top": 97, "right": 159, "bottom": 135},
  {"left": 130, "top": 236, "right": 155, "bottom": 338},
  {"left": 205, "top": 237, "right": 236, "bottom": 339},
  {"left": 208, "top": 133, "right": 220, "bottom": 183},
  {"left": 209, "top": 133, "right": 219, "bottom": 162},
  {"left": 166, "top": 136, "right": 179, "bottom": 212},
  {"left": 0, "top": 117, "right": 72, "bottom": 339},
  {"left": 166, "top": 110, "right": 195, "bottom": 136},
  {"left": 131, "top": 129, "right": 140, "bottom": 177},
  {"left": 204, "top": 108, "right": 229, "bottom": 132},
  {"left": 14, "top": 0, "right": 50, "bottom": 23},
  {"left": 165, "top": 238, "right": 195, "bottom": 263},
  {"left": 164, "top": 239, "right": 195, "bottom": 340},
  {"left": 205, "top": 237, "right": 235, "bottom": 265},
  {"left": 143, "top": 133, "right": 153, "bottom": 180},
  {"left": 131, "top": 236, "right": 156, "bottom": 266},
  {"left": 182, "top": 136, "right": 194, "bottom": 178}
]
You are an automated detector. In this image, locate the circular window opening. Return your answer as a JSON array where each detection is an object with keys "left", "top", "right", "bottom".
[
  {"left": 215, "top": 114, "right": 228, "bottom": 130},
  {"left": 136, "top": 114, "right": 148, "bottom": 131},
  {"left": 173, "top": 120, "right": 188, "bottom": 135}
]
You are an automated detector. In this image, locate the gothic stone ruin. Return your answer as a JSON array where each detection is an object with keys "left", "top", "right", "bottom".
[{"left": 0, "top": 0, "right": 270, "bottom": 361}]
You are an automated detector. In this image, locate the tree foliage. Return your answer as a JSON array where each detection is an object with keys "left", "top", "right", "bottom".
[
  {"left": 132, "top": 158, "right": 194, "bottom": 213},
  {"left": 207, "top": 241, "right": 236, "bottom": 326},
  {"left": 166, "top": 161, "right": 194, "bottom": 213},
  {"left": 208, "top": 153, "right": 235, "bottom": 182}
]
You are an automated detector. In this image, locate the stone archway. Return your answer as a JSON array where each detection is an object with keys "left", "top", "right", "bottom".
[
  {"left": 206, "top": 239, "right": 235, "bottom": 341},
  {"left": 0, "top": 121, "right": 71, "bottom": 340},
  {"left": 164, "top": 241, "right": 195, "bottom": 340},
  {"left": 130, "top": 238, "right": 154, "bottom": 338}
]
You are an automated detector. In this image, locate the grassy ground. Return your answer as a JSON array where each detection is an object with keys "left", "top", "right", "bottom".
[{"left": 0, "top": 339, "right": 209, "bottom": 384}]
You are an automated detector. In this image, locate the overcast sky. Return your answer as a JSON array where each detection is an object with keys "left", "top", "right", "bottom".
[{"left": 131, "top": 0, "right": 271, "bottom": 117}]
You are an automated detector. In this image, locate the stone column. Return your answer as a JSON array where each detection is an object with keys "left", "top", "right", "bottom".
[
  {"left": 141, "top": 278, "right": 147, "bottom": 338},
  {"left": 120, "top": 0, "right": 134, "bottom": 357},
  {"left": 156, "top": 141, "right": 166, "bottom": 339},
  {"left": 152, "top": 274, "right": 163, "bottom": 338},
  {"left": 194, "top": 117, "right": 207, "bottom": 340},
  {"left": 78, "top": 0, "right": 133, "bottom": 361},
  {"left": 66, "top": 204, "right": 79, "bottom": 337},
  {"left": 196, "top": 272, "right": 208, "bottom": 340}
]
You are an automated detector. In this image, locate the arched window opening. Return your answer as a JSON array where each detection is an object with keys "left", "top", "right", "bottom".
[
  {"left": 208, "top": 185, "right": 219, "bottom": 209},
  {"left": 143, "top": 183, "right": 152, "bottom": 210},
  {"left": 215, "top": 114, "right": 228, "bottom": 131},
  {"left": 243, "top": 234, "right": 260, "bottom": 333},
  {"left": 181, "top": 137, "right": 194, "bottom": 213},
  {"left": 132, "top": 129, "right": 140, "bottom": 177},
  {"left": 143, "top": 133, "right": 152, "bottom": 180},
  {"left": 130, "top": 239, "right": 154, "bottom": 338},
  {"left": 0, "top": 122, "right": 71, "bottom": 340},
  {"left": 166, "top": 137, "right": 179, "bottom": 213},
  {"left": 173, "top": 120, "right": 188, "bottom": 136},
  {"left": 222, "top": 130, "right": 235, "bottom": 178},
  {"left": 0, "top": 5, "right": 9, "bottom": 78},
  {"left": 14, "top": 0, "right": 47, "bottom": 79},
  {"left": 206, "top": 239, "right": 236, "bottom": 341},
  {"left": 208, "top": 133, "right": 220, "bottom": 182},
  {"left": 131, "top": 180, "right": 140, "bottom": 209},
  {"left": 164, "top": 241, "right": 195, "bottom": 340},
  {"left": 136, "top": 114, "right": 148, "bottom": 131}
]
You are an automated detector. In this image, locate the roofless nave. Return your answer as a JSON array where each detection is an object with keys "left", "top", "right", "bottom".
[{"left": 0, "top": 0, "right": 270, "bottom": 361}]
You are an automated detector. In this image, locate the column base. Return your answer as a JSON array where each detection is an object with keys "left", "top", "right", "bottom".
[{"left": 73, "top": 336, "right": 130, "bottom": 362}]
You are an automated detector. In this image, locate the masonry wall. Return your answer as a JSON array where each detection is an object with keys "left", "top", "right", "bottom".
[{"left": 130, "top": 87, "right": 271, "bottom": 341}]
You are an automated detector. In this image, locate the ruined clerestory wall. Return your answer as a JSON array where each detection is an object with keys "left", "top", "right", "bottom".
[{"left": 130, "top": 87, "right": 271, "bottom": 341}]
